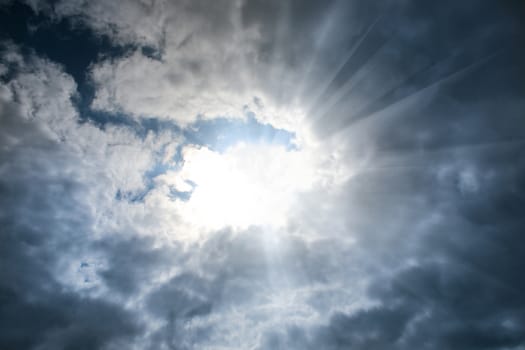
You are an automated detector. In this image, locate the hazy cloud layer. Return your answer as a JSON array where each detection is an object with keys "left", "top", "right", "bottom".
[{"left": 1, "top": 0, "right": 525, "bottom": 349}]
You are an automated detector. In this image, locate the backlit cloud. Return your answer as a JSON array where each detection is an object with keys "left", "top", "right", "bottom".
[{"left": 1, "top": 1, "right": 524, "bottom": 349}]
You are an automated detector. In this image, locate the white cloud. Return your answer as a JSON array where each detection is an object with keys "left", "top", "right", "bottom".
[
  {"left": 3, "top": 46, "right": 78, "bottom": 140},
  {"left": 34, "top": 0, "right": 316, "bottom": 132},
  {"left": 1, "top": 45, "right": 185, "bottom": 241},
  {"left": 90, "top": 50, "right": 255, "bottom": 125},
  {"left": 2, "top": 47, "right": 374, "bottom": 348}
]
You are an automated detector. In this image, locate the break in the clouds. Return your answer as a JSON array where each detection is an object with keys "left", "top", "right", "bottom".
[{"left": 1, "top": 0, "right": 525, "bottom": 349}]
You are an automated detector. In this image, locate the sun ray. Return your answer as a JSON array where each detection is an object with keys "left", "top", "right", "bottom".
[
  {"left": 292, "top": 0, "right": 347, "bottom": 103},
  {"left": 319, "top": 51, "right": 501, "bottom": 139},
  {"left": 304, "top": 15, "right": 384, "bottom": 117}
]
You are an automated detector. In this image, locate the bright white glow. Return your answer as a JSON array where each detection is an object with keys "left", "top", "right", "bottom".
[{"left": 173, "top": 142, "right": 317, "bottom": 230}]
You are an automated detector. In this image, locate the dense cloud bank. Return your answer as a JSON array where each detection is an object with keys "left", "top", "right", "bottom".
[{"left": 1, "top": 0, "right": 525, "bottom": 349}]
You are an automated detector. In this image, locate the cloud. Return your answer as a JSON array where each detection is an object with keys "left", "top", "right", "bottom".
[
  {"left": 0, "top": 44, "right": 182, "bottom": 347},
  {"left": 0, "top": 81, "right": 142, "bottom": 349},
  {"left": 1, "top": 1, "right": 525, "bottom": 349},
  {"left": 26, "top": 0, "right": 384, "bottom": 130},
  {"left": 0, "top": 40, "right": 348, "bottom": 349}
]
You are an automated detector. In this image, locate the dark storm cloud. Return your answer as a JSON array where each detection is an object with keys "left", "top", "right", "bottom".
[
  {"left": 253, "top": 2, "right": 525, "bottom": 348},
  {"left": 256, "top": 144, "right": 525, "bottom": 350},
  {"left": 310, "top": 0, "right": 524, "bottom": 138},
  {"left": 252, "top": 0, "right": 525, "bottom": 344},
  {"left": 309, "top": 193, "right": 525, "bottom": 350},
  {"left": 95, "top": 236, "right": 182, "bottom": 296}
]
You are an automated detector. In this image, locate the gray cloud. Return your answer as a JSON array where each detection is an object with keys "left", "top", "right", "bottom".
[
  {"left": 0, "top": 106, "right": 142, "bottom": 349},
  {"left": 1, "top": 1, "right": 525, "bottom": 349}
]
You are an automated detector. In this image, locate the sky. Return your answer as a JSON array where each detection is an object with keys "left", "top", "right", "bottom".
[{"left": 0, "top": 0, "right": 524, "bottom": 349}]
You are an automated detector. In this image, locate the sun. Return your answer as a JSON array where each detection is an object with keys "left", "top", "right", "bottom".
[{"left": 172, "top": 142, "right": 317, "bottom": 230}]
